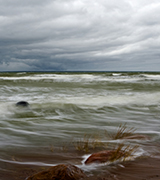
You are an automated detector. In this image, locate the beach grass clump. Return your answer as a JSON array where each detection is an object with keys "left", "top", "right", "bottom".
[
  {"left": 108, "top": 143, "right": 139, "bottom": 162},
  {"left": 105, "top": 123, "right": 136, "bottom": 140},
  {"left": 73, "top": 134, "right": 105, "bottom": 153}
]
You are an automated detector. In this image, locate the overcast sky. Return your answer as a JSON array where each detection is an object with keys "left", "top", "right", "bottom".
[{"left": 0, "top": 0, "right": 160, "bottom": 71}]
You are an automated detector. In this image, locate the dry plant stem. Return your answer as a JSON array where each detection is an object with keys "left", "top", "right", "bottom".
[
  {"left": 109, "top": 143, "right": 139, "bottom": 162},
  {"left": 50, "top": 145, "right": 54, "bottom": 152},
  {"left": 106, "top": 123, "right": 136, "bottom": 140},
  {"left": 73, "top": 134, "right": 104, "bottom": 153},
  {"left": 73, "top": 135, "right": 90, "bottom": 152}
]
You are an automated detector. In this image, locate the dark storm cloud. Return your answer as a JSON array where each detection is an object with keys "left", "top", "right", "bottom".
[{"left": 0, "top": 0, "right": 160, "bottom": 71}]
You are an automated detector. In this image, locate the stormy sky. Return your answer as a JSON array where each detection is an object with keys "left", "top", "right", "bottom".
[{"left": 0, "top": 0, "right": 160, "bottom": 71}]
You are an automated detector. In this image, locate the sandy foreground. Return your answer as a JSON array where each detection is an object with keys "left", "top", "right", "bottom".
[
  {"left": 96, "top": 157, "right": 160, "bottom": 180},
  {"left": 0, "top": 143, "right": 160, "bottom": 180},
  {"left": 0, "top": 156, "right": 160, "bottom": 180}
]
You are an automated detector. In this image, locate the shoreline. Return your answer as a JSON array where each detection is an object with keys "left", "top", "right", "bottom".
[
  {"left": 108, "top": 156, "right": 160, "bottom": 180},
  {"left": 84, "top": 156, "right": 160, "bottom": 180},
  {"left": 1, "top": 148, "right": 160, "bottom": 180}
]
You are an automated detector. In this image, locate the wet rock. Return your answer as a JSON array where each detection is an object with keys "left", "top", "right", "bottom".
[
  {"left": 85, "top": 150, "right": 120, "bottom": 165},
  {"left": 26, "top": 164, "right": 87, "bottom": 180},
  {"left": 16, "top": 101, "right": 29, "bottom": 107}
]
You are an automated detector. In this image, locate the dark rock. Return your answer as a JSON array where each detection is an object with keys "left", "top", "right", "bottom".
[
  {"left": 16, "top": 101, "right": 29, "bottom": 107},
  {"left": 26, "top": 164, "right": 87, "bottom": 180}
]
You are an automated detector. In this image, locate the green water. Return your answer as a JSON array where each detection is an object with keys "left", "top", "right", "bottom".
[{"left": 0, "top": 72, "right": 160, "bottom": 179}]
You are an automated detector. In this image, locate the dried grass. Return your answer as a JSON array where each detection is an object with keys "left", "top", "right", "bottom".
[
  {"left": 105, "top": 123, "right": 136, "bottom": 140},
  {"left": 108, "top": 143, "right": 139, "bottom": 162},
  {"left": 73, "top": 134, "right": 105, "bottom": 153},
  {"left": 69, "top": 124, "right": 139, "bottom": 162}
]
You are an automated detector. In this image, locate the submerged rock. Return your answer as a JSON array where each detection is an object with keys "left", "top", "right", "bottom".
[
  {"left": 26, "top": 164, "right": 87, "bottom": 180},
  {"left": 16, "top": 101, "right": 29, "bottom": 107},
  {"left": 85, "top": 150, "right": 122, "bottom": 165}
]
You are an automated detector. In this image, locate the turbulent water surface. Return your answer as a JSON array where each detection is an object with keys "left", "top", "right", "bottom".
[{"left": 0, "top": 72, "right": 160, "bottom": 179}]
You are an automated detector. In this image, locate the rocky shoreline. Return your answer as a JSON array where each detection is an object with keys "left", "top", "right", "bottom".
[
  {"left": 25, "top": 156, "right": 160, "bottom": 180},
  {"left": 0, "top": 144, "right": 160, "bottom": 180},
  {"left": 1, "top": 125, "right": 160, "bottom": 180},
  {"left": 25, "top": 144, "right": 160, "bottom": 180}
]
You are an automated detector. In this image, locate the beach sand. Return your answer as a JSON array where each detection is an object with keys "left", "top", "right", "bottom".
[
  {"left": 92, "top": 157, "right": 160, "bottom": 180},
  {"left": 0, "top": 142, "right": 159, "bottom": 180},
  {"left": 1, "top": 155, "right": 160, "bottom": 180}
]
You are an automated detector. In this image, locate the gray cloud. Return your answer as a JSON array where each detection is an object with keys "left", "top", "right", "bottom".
[{"left": 0, "top": 0, "right": 160, "bottom": 71}]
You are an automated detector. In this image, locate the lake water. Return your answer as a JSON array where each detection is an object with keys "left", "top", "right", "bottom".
[{"left": 0, "top": 72, "right": 160, "bottom": 179}]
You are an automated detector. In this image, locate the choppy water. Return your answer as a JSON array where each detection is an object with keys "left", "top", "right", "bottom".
[{"left": 0, "top": 72, "right": 160, "bottom": 179}]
